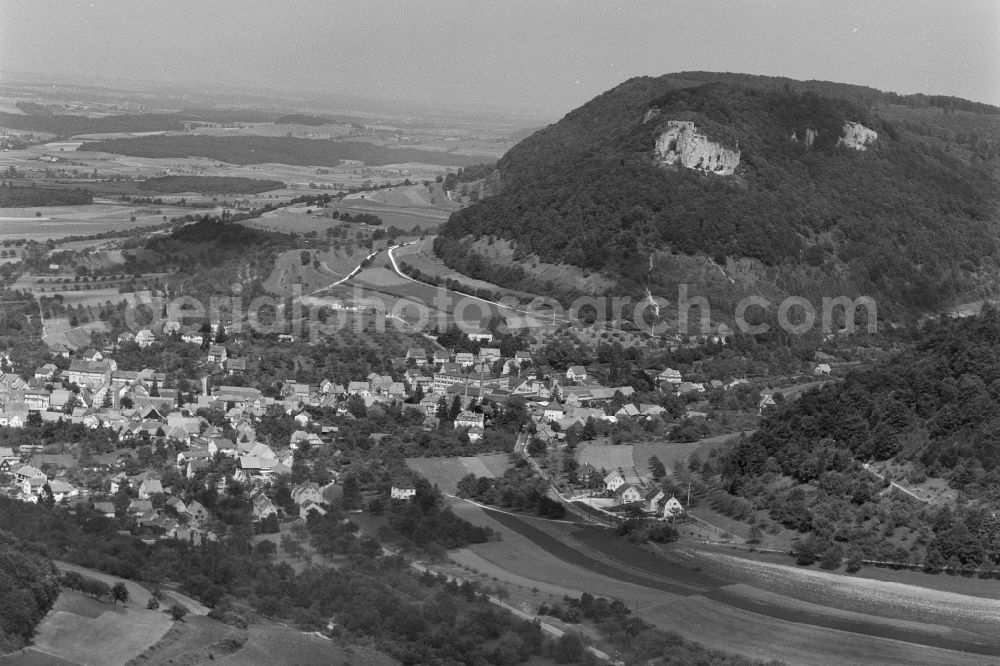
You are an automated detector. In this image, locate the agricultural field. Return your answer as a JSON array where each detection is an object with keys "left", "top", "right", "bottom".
[
  {"left": 645, "top": 595, "right": 987, "bottom": 666},
  {"left": 17, "top": 588, "right": 172, "bottom": 666},
  {"left": 324, "top": 200, "right": 452, "bottom": 232},
  {"left": 262, "top": 247, "right": 357, "bottom": 296},
  {"left": 42, "top": 317, "right": 110, "bottom": 350},
  {"left": 575, "top": 441, "right": 636, "bottom": 476},
  {"left": 406, "top": 454, "right": 505, "bottom": 494},
  {"left": 633, "top": 432, "right": 748, "bottom": 479},
  {"left": 0, "top": 203, "right": 184, "bottom": 243},
  {"left": 345, "top": 182, "right": 459, "bottom": 210},
  {"left": 448, "top": 506, "right": 1000, "bottom": 666},
  {"left": 122, "top": 615, "right": 246, "bottom": 666}
]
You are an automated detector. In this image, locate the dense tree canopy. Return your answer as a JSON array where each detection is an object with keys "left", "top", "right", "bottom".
[{"left": 440, "top": 73, "right": 1000, "bottom": 313}]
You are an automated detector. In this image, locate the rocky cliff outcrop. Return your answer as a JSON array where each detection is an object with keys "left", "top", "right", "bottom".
[
  {"left": 838, "top": 121, "right": 877, "bottom": 151},
  {"left": 655, "top": 120, "right": 740, "bottom": 175}
]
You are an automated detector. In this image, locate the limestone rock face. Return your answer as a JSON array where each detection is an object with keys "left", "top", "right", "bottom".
[
  {"left": 838, "top": 121, "right": 877, "bottom": 151},
  {"left": 655, "top": 121, "right": 740, "bottom": 175}
]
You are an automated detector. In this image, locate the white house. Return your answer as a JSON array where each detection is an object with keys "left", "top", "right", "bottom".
[
  {"left": 614, "top": 483, "right": 643, "bottom": 504},
  {"left": 138, "top": 478, "right": 164, "bottom": 499},
  {"left": 814, "top": 363, "right": 832, "bottom": 376},
  {"left": 657, "top": 368, "right": 683, "bottom": 385},
  {"left": 566, "top": 366, "right": 587, "bottom": 382},
  {"left": 135, "top": 329, "right": 156, "bottom": 348},
  {"left": 604, "top": 469, "right": 626, "bottom": 493},
  {"left": 454, "top": 411, "right": 485, "bottom": 430},
  {"left": 543, "top": 400, "right": 565, "bottom": 422},
  {"left": 663, "top": 496, "right": 685, "bottom": 518},
  {"left": 391, "top": 485, "right": 417, "bottom": 500}
]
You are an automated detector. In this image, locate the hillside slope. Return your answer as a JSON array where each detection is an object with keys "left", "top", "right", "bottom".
[{"left": 440, "top": 72, "right": 1000, "bottom": 314}]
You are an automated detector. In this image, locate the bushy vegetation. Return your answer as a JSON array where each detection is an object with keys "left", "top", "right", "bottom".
[
  {"left": 457, "top": 460, "right": 568, "bottom": 518},
  {"left": 138, "top": 176, "right": 284, "bottom": 195},
  {"left": 719, "top": 309, "right": 1000, "bottom": 570},
  {"left": 0, "top": 498, "right": 567, "bottom": 664},
  {"left": 0, "top": 531, "right": 60, "bottom": 654},
  {"left": 0, "top": 184, "right": 93, "bottom": 207},
  {"left": 86, "top": 135, "right": 490, "bottom": 168},
  {"left": 440, "top": 73, "right": 1000, "bottom": 312}
]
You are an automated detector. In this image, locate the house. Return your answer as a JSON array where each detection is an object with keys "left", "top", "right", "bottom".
[
  {"left": 433, "top": 350, "right": 451, "bottom": 365},
  {"left": 455, "top": 352, "right": 475, "bottom": 368},
  {"left": 138, "top": 478, "right": 164, "bottom": 499},
  {"left": 657, "top": 368, "right": 683, "bottom": 385},
  {"left": 65, "top": 359, "right": 115, "bottom": 390},
  {"left": 0, "top": 446, "right": 17, "bottom": 465},
  {"left": 236, "top": 455, "right": 275, "bottom": 482},
  {"left": 675, "top": 382, "right": 705, "bottom": 396},
  {"left": 814, "top": 363, "right": 832, "bottom": 376},
  {"left": 391, "top": 485, "right": 417, "bottom": 500},
  {"left": 454, "top": 411, "right": 485, "bottom": 430},
  {"left": 186, "top": 500, "right": 208, "bottom": 523},
  {"left": 644, "top": 488, "right": 666, "bottom": 513},
  {"left": 299, "top": 500, "right": 327, "bottom": 520},
  {"left": 566, "top": 366, "right": 588, "bottom": 382},
  {"left": 207, "top": 345, "right": 228, "bottom": 366},
  {"left": 24, "top": 388, "right": 50, "bottom": 411},
  {"left": 48, "top": 480, "right": 77, "bottom": 502},
  {"left": 251, "top": 492, "right": 278, "bottom": 521},
  {"left": 406, "top": 348, "right": 427, "bottom": 366},
  {"left": 227, "top": 358, "right": 247, "bottom": 374},
  {"left": 165, "top": 496, "right": 187, "bottom": 514},
  {"left": 758, "top": 393, "right": 777, "bottom": 413},
  {"left": 21, "top": 477, "right": 47, "bottom": 496},
  {"left": 614, "top": 404, "right": 640, "bottom": 420},
  {"left": 291, "top": 482, "right": 325, "bottom": 506},
  {"left": 12, "top": 464, "right": 45, "bottom": 484},
  {"left": 127, "top": 499, "right": 153, "bottom": 515},
  {"left": 109, "top": 472, "right": 129, "bottom": 494},
  {"left": 34, "top": 364, "right": 58, "bottom": 381},
  {"left": 81, "top": 349, "right": 103, "bottom": 362},
  {"left": 614, "top": 483, "right": 643, "bottom": 504},
  {"left": 135, "top": 329, "right": 156, "bottom": 348},
  {"left": 93, "top": 501, "right": 116, "bottom": 518},
  {"left": 662, "top": 496, "right": 685, "bottom": 518},
  {"left": 467, "top": 330, "right": 493, "bottom": 343},
  {"left": 604, "top": 469, "right": 626, "bottom": 493},
  {"left": 466, "top": 426, "right": 484, "bottom": 443},
  {"left": 347, "top": 381, "right": 371, "bottom": 397},
  {"left": 543, "top": 399, "right": 565, "bottom": 422},
  {"left": 479, "top": 347, "right": 501, "bottom": 361}
]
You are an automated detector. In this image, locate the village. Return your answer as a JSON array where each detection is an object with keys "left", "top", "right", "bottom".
[{"left": 0, "top": 310, "right": 821, "bottom": 544}]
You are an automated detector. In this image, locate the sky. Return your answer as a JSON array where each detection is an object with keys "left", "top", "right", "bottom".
[{"left": 1, "top": 0, "right": 998, "bottom": 117}]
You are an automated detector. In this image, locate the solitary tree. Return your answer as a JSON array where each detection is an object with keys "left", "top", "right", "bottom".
[
  {"left": 169, "top": 603, "right": 189, "bottom": 621},
  {"left": 112, "top": 581, "right": 129, "bottom": 606}
]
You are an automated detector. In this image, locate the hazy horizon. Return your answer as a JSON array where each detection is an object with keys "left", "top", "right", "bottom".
[{"left": 1, "top": 0, "right": 998, "bottom": 118}]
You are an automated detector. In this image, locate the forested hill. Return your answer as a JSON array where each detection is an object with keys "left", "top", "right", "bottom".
[
  {"left": 733, "top": 308, "right": 1000, "bottom": 500},
  {"left": 440, "top": 72, "right": 1000, "bottom": 312}
]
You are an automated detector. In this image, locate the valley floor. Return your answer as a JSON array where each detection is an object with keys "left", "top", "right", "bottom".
[{"left": 435, "top": 499, "right": 1000, "bottom": 666}]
